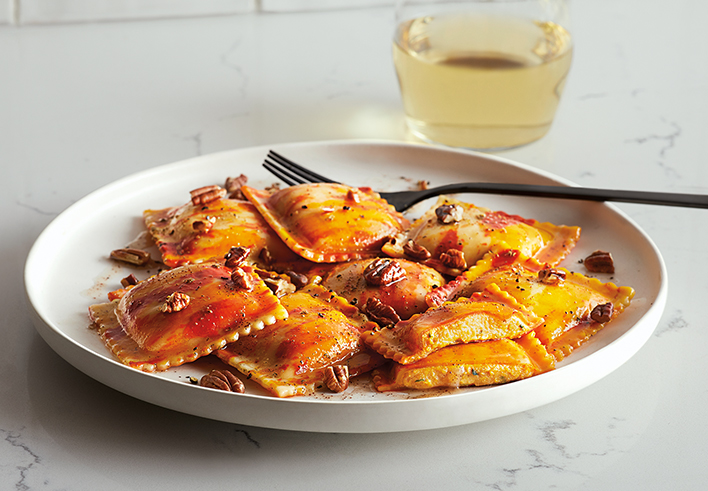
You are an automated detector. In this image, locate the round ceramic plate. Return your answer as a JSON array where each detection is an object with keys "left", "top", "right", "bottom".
[{"left": 24, "top": 140, "right": 667, "bottom": 433}]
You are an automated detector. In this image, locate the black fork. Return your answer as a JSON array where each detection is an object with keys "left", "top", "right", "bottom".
[{"left": 263, "top": 150, "right": 708, "bottom": 211}]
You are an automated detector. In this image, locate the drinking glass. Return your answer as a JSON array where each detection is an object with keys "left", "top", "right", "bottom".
[{"left": 393, "top": 0, "right": 572, "bottom": 150}]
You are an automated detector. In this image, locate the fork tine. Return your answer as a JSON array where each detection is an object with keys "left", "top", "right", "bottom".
[
  {"left": 268, "top": 150, "right": 339, "bottom": 184},
  {"left": 263, "top": 160, "right": 307, "bottom": 186}
]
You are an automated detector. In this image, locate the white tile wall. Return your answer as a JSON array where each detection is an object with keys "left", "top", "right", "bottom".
[
  {"left": 0, "top": 0, "right": 395, "bottom": 25},
  {"left": 9, "top": 0, "right": 253, "bottom": 25},
  {"left": 261, "top": 0, "right": 392, "bottom": 11}
]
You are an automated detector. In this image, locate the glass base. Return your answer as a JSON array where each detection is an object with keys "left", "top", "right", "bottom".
[{"left": 406, "top": 118, "right": 552, "bottom": 151}]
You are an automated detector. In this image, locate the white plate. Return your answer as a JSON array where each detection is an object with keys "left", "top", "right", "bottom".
[{"left": 24, "top": 140, "right": 667, "bottom": 433}]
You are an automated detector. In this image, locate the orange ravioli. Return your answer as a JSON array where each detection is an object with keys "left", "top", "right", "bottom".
[
  {"left": 88, "top": 264, "right": 288, "bottom": 372},
  {"left": 104, "top": 262, "right": 287, "bottom": 370},
  {"left": 363, "top": 284, "right": 543, "bottom": 365},
  {"left": 373, "top": 332, "right": 555, "bottom": 391},
  {"left": 242, "top": 183, "right": 410, "bottom": 263},
  {"left": 216, "top": 284, "right": 382, "bottom": 398},
  {"left": 401, "top": 196, "right": 579, "bottom": 270},
  {"left": 144, "top": 197, "right": 300, "bottom": 268},
  {"left": 321, "top": 258, "right": 445, "bottom": 320},
  {"left": 448, "top": 252, "right": 635, "bottom": 361},
  {"left": 89, "top": 301, "right": 199, "bottom": 372}
]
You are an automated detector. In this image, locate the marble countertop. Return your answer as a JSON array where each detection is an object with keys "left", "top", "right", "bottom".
[{"left": 2, "top": 1, "right": 707, "bottom": 489}]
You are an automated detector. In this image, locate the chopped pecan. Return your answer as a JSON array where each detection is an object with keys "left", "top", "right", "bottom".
[
  {"left": 264, "top": 277, "right": 296, "bottom": 297},
  {"left": 161, "top": 292, "right": 190, "bottom": 313},
  {"left": 363, "top": 258, "right": 406, "bottom": 287},
  {"left": 199, "top": 369, "right": 245, "bottom": 393},
  {"left": 403, "top": 239, "right": 431, "bottom": 261},
  {"left": 381, "top": 234, "right": 406, "bottom": 258},
  {"left": 538, "top": 267, "right": 566, "bottom": 285},
  {"left": 324, "top": 365, "right": 349, "bottom": 393},
  {"left": 286, "top": 271, "right": 309, "bottom": 289},
  {"left": 346, "top": 189, "right": 360, "bottom": 203},
  {"left": 590, "top": 302, "right": 614, "bottom": 323},
  {"left": 254, "top": 268, "right": 279, "bottom": 279},
  {"left": 120, "top": 273, "right": 139, "bottom": 287},
  {"left": 258, "top": 247, "right": 273, "bottom": 266},
  {"left": 435, "top": 203, "right": 464, "bottom": 224},
  {"left": 190, "top": 185, "right": 226, "bottom": 206},
  {"left": 192, "top": 216, "right": 216, "bottom": 233},
  {"left": 224, "top": 246, "right": 250, "bottom": 268},
  {"left": 192, "top": 221, "right": 209, "bottom": 233},
  {"left": 584, "top": 250, "right": 615, "bottom": 274},
  {"left": 439, "top": 249, "right": 467, "bottom": 270},
  {"left": 363, "top": 297, "right": 401, "bottom": 327},
  {"left": 110, "top": 248, "right": 151, "bottom": 266},
  {"left": 264, "top": 182, "right": 281, "bottom": 193},
  {"left": 231, "top": 268, "right": 254, "bottom": 291},
  {"left": 417, "top": 180, "right": 430, "bottom": 190},
  {"left": 225, "top": 174, "right": 248, "bottom": 200}
]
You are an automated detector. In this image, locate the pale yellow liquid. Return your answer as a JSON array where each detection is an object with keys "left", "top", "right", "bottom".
[{"left": 393, "top": 14, "right": 573, "bottom": 149}]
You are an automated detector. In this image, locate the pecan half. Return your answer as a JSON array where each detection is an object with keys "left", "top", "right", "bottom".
[
  {"left": 363, "top": 297, "right": 401, "bottom": 327},
  {"left": 199, "top": 369, "right": 245, "bottom": 393},
  {"left": 403, "top": 239, "right": 431, "bottom": 261},
  {"left": 363, "top": 259, "right": 406, "bottom": 287},
  {"left": 225, "top": 174, "right": 248, "bottom": 200},
  {"left": 435, "top": 203, "right": 464, "bottom": 224},
  {"left": 110, "top": 248, "right": 150, "bottom": 266},
  {"left": 161, "top": 292, "right": 190, "bottom": 313},
  {"left": 590, "top": 302, "right": 614, "bottom": 323},
  {"left": 324, "top": 365, "right": 349, "bottom": 393},
  {"left": 231, "top": 268, "right": 254, "bottom": 291},
  {"left": 120, "top": 273, "right": 139, "bottom": 287},
  {"left": 224, "top": 246, "right": 250, "bottom": 268},
  {"left": 584, "top": 250, "right": 615, "bottom": 274},
  {"left": 440, "top": 249, "right": 467, "bottom": 270},
  {"left": 190, "top": 185, "right": 226, "bottom": 206},
  {"left": 538, "top": 267, "right": 566, "bottom": 285}
]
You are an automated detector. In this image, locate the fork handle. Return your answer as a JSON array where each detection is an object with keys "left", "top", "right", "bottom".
[{"left": 390, "top": 182, "right": 708, "bottom": 209}]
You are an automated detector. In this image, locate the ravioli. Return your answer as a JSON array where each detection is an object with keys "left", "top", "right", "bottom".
[
  {"left": 372, "top": 332, "right": 555, "bottom": 391},
  {"left": 441, "top": 251, "right": 635, "bottom": 361},
  {"left": 321, "top": 257, "right": 445, "bottom": 321},
  {"left": 88, "top": 262, "right": 288, "bottom": 372},
  {"left": 242, "top": 183, "right": 409, "bottom": 263},
  {"left": 396, "top": 196, "right": 579, "bottom": 272},
  {"left": 363, "top": 284, "right": 543, "bottom": 364},
  {"left": 144, "top": 196, "right": 301, "bottom": 268},
  {"left": 216, "top": 284, "right": 383, "bottom": 398}
]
